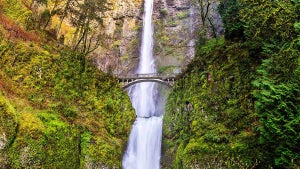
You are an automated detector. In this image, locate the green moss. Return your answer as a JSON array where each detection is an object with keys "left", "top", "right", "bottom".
[
  {"left": 1, "top": 0, "right": 32, "bottom": 26},
  {"left": 158, "top": 66, "right": 177, "bottom": 74},
  {"left": 160, "top": 9, "right": 168, "bottom": 17},
  {"left": 177, "top": 11, "right": 189, "bottom": 20},
  {"left": 0, "top": 15, "right": 134, "bottom": 167},
  {"left": 163, "top": 0, "right": 300, "bottom": 168},
  {"left": 0, "top": 92, "right": 17, "bottom": 148},
  {"left": 7, "top": 111, "right": 80, "bottom": 168},
  {"left": 166, "top": 20, "right": 179, "bottom": 27},
  {"left": 163, "top": 39, "right": 261, "bottom": 168}
]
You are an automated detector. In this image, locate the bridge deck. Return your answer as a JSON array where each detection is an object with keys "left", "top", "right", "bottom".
[
  {"left": 117, "top": 73, "right": 179, "bottom": 80},
  {"left": 116, "top": 73, "right": 179, "bottom": 88}
]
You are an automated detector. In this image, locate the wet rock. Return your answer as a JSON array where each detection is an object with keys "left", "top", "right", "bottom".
[
  {"left": 95, "top": 0, "right": 223, "bottom": 75},
  {"left": 0, "top": 132, "right": 7, "bottom": 150}
]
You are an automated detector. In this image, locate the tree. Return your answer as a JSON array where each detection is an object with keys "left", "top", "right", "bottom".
[
  {"left": 43, "top": 0, "right": 65, "bottom": 30},
  {"left": 218, "top": 0, "right": 244, "bottom": 41},
  {"left": 246, "top": 0, "right": 300, "bottom": 167},
  {"left": 194, "top": 0, "right": 219, "bottom": 41},
  {"left": 56, "top": 0, "right": 72, "bottom": 37},
  {"left": 240, "top": 0, "right": 298, "bottom": 49},
  {"left": 69, "top": 0, "right": 109, "bottom": 55},
  {"left": 253, "top": 53, "right": 300, "bottom": 167}
]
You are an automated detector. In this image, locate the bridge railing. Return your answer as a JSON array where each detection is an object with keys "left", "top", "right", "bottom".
[{"left": 116, "top": 73, "right": 179, "bottom": 80}]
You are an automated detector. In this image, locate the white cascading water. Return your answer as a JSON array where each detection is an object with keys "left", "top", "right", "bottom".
[{"left": 122, "top": 0, "right": 163, "bottom": 168}]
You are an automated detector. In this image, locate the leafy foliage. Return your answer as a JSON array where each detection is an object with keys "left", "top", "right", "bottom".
[
  {"left": 218, "top": 0, "right": 244, "bottom": 41},
  {"left": 252, "top": 44, "right": 300, "bottom": 167},
  {"left": 163, "top": 39, "right": 261, "bottom": 168},
  {"left": 163, "top": 0, "right": 300, "bottom": 168},
  {"left": 68, "top": 0, "right": 110, "bottom": 54}
]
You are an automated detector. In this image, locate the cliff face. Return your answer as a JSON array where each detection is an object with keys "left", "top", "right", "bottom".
[
  {"left": 153, "top": 0, "right": 223, "bottom": 73},
  {"left": 97, "top": 0, "right": 222, "bottom": 74},
  {"left": 153, "top": 0, "right": 197, "bottom": 73},
  {"left": 95, "top": 0, "right": 197, "bottom": 74},
  {"left": 95, "top": 0, "right": 144, "bottom": 73}
]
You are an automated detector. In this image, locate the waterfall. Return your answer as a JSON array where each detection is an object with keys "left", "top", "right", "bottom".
[{"left": 122, "top": 0, "right": 163, "bottom": 168}]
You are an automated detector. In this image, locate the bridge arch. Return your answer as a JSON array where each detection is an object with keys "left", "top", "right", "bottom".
[{"left": 122, "top": 79, "right": 173, "bottom": 89}]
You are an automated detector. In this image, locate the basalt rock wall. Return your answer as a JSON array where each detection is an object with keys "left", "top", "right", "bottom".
[{"left": 96, "top": 0, "right": 222, "bottom": 74}]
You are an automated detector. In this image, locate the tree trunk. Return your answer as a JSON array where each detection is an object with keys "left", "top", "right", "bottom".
[
  {"left": 44, "top": 0, "right": 59, "bottom": 30},
  {"left": 198, "top": 0, "right": 210, "bottom": 38},
  {"left": 57, "top": 0, "right": 71, "bottom": 38},
  {"left": 72, "top": 26, "right": 80, "bottom": 48},
  {"left": 208, "top": 17, "right": 216, "bottom": 38}
]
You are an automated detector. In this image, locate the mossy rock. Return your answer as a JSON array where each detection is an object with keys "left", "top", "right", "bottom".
[
  {"left": 0, "top": 92, "right": 17, "bottom": 150},
  {"left": 0, "top": 92, "right": 17, "bottom": 168},
  {"left": 8, "top": 111, "right": 80, "bottom": 168}
]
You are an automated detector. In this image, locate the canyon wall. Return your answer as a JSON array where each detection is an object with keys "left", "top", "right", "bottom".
[
  {"left": 96, "top": 0, "right": 221, "bottom": 74},
  {"left": 95, "top": 0, "right": 143, "bottom": 74}
]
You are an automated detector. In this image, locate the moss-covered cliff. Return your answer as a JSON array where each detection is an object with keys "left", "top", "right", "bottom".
[
  {"left": 162, "top": 0, "right": 300, "bottom": 168},
  {"left": 153, "top": 0, "right": 222, "bottom": 74},
  {"left": 0, "top": 1, "right": 135, "bottom": 168}
]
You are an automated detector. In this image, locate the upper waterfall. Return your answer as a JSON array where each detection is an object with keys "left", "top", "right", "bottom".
[{"left": 137, "top": 0, "right": 156, "bottom": 74}]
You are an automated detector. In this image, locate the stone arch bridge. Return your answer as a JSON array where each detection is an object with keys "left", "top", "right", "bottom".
[{"left": 116, "top": 73, "right": 179, "bottom": 89}]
